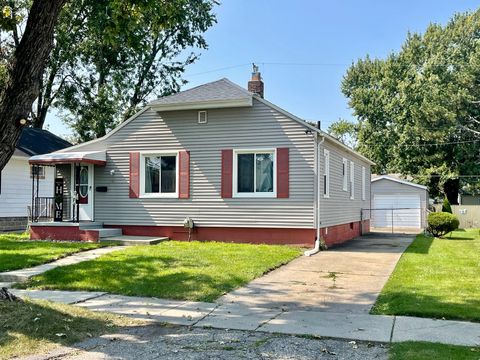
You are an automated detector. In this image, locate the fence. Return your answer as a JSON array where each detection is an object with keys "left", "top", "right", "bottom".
[
  {"left": 361, "top": 207, "right": 428, "bottom": 234},
  {"left": 433, "top": 205, "right": 480, "bottom": 229}
]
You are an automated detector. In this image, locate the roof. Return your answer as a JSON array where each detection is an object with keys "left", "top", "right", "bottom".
[
  {"left": 149, "top": 78, "right": 252, "bottom": 111},
  {"left": 371, "top": 175, "right": 428, "bottom": 190},
  {"left": 16, "top": 128, "right": 72, "bottom": 156},
  {"left": 59, "top": 78, "right": 374, "bottom": 165},
  {"left": 29, "top": 151, "right": 106, "bottom": 166}
]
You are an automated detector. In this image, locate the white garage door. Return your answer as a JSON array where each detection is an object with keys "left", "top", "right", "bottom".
[{"left": 372, "top": 194, "right": 421, "bottom": 228}]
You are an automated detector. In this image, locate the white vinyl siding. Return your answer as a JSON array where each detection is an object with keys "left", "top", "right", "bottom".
[
  {"left": 342, "top": 158, "right": 348, "bottom": 191},
  {"left": 0, "top": 156, "right": 54, "bottom": 218},
  {"left": 90, "top": 99, "right": 316, "bottom": 229},
  {"left": 362, "top": 166, "right": 366, "bottom": 201},
  {"left": 323, "top": 149, "right": 330, "bottom": 198}
]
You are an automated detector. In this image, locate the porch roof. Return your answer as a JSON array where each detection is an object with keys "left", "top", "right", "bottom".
[{"left": 29, "top": 150, "right": 106, "bottom": 166}]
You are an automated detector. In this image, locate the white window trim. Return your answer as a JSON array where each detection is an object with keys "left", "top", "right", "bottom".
[
  {"left": 139, "top": 151, "right": 179, "bottom": 198},
  {"left": 198, "top": 110, "right": 207, "bottom": 124},
  {"left": 233, "top": 148, "right": 276, "bottom": 198},
  {"left": 342, "top": 158, "right": 348, "bottom": 191},
  {"left": 362, "top": 166, "right": 366, "bottom": 201},
  {"left": 350, "top": 161, "right": 355, "bottom": 200},
  {"left": 323, "top": 149, "right": 330, "bottom": 198}
]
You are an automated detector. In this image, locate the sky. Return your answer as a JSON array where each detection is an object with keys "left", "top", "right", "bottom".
[{"left": 45, "top": 0, "right": 479, "bottom": 138}]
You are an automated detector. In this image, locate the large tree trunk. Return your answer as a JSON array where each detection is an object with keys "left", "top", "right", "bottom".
[
  {"left": 444, "top": 178, "right": 460, "bottom": 205},
  {"left": 0, "top": 0, "right": 67, "bottom": 171}
]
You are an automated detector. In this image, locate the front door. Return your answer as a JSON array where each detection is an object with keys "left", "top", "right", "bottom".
[{"left": 73, "top": 164, "right": 94, "bottom": 221}]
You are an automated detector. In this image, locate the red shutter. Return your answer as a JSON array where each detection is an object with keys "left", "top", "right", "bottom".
[
  {"left": 178, "top": 150, "right": 190, "bottom": 199},
  {"left": 221, "top": 149, "right": 233, "bottom": 198},
  {"left": 277, "top": 148, "right": 289, "bottom": 198},
  {"left": 129, "top": 152, "right": 140, "bottom": 198}
]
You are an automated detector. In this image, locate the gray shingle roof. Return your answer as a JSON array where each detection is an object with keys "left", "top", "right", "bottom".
[{"left": 149, "top": 78, "right": 251, "bottom": 106}]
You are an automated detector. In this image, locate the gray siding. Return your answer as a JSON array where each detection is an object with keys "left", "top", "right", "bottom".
[
  {"left": 92, "top": 99, "right": 316, "bottom": 228},
  {"left": 319, "top": 140, "right": 371, "bottom": 227},
  {"left": 371, "top": 179, "right": 428, "bottom": 209}
]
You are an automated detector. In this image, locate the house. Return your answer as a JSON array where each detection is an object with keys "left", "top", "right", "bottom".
[
  {"left": 370, "top": 175, "right": 429, "bottom": 230},
  {"left": 0, "top": 128, "right": 71, "bottom": 231},
  {"left": 28, "top": 71, "right": 373, "bottom": 247}
]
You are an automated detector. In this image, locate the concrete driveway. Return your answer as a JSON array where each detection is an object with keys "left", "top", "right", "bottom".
[{"left": 218, "top": 233, "right": 415, "bottom": 314}]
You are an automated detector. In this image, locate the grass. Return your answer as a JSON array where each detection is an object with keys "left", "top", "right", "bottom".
[
  {"left": 389, "top": 342, "right": 480, "bottom": 360},
  {"left": 372, "top": 229, "right": 480, "bottom": 321},
  {"left": 0, "top": 232, "right": 106, "bottom": 272},
  {"left": 20, "top": 241, "right": 302, "bottom": 302},
  {"left": 0, "top": 299, "right": 143, "bottom": 360}
]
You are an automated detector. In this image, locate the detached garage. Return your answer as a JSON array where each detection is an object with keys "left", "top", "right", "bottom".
[{"left": 370, "top": 175, "right": 429, "bottom": 231}]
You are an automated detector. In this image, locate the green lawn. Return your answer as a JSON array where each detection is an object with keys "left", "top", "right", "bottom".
[
  {"left": 389, "top": 342, "right": 480, "bottom": 360},
  {"left": 372, "top": 229, "right": 480, "bottom": 321},
  {"left": 20, "top": 241, "right": 302, "bottom": 302},
  {"left": 0, "top": 299, "right": 142, "bottom": 360},
  {"left": 0, "top": 233, "right": 105, "bottom": 272}
]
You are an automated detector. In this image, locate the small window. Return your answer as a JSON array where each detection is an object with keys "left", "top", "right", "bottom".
[
  {"left": 234, "top": 150, "right": 275, "bottom": 197},
  {"left": 141, "top": 153, "right": 177, "bottom": 197},
  {"left": 323, "top": 149, "right": 330, "bottom": 198},
  {"left": 362, "top": 166, "right": 366, "bottom": 201},
  {"left": 198, "top": 110, "right": 207, "bottom": 124},
  {"left": 350, "top": 161, "right": 354, "bottom": 200},
  {"left": 342, "top": 158, "right": 348, "bottom": 191},
  {"left": 30, "top": 165, "right": 45, "bottom": 179}
]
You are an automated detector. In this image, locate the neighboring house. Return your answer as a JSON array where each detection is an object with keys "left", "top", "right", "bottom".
[
  {"left": 370, "top": 175, "right": 429, "bottom": 230},
  {"left": 0, "top": 128, "right": 71, "bottom": 231},
  {"left": 29, "top": 71, "right": 373, "bottom": 247},
  {"left": 459, "top": 193, "right": 480, "bottom": 205}
]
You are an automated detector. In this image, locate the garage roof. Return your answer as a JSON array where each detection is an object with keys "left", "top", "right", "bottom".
[{"left": 371, "top": 175, "right": 428, "bottom": 190}]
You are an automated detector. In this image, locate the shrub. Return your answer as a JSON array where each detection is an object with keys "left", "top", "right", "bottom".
[
  {"left": 441, "top": 198, "right": 452, "bottom": 213},
  {"left": 427, "top": 212, "right": 459, "bottom": 237}
]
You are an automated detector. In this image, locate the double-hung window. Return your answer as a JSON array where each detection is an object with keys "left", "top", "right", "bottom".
[
  {"left": 234, "top": 150, "right": 275, "bottom": 197},
  {"left": 323, "top": 149, "right": 330, "bottom": 198},
  {"left": 342, "top": 158, "right": 348, "bottom": 191},
  {"left": 362, "top": 166, "right": 366, "bottom": 201},
  {"left": 350, "top": 161, "right": 355, "bottom": 200},
  {"left": 141, "top": 153, "right": 178, "bottom": 197}
]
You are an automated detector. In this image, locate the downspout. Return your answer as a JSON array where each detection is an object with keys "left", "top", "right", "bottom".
[{"left": 305, "top": 133, "right": 325, "bottom": 256}]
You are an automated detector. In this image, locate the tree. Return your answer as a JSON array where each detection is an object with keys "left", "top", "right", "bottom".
[
  {"left": 342, "top": 9, "right": 480, "bottom": 204},
  {"left": 327, "top": 118, "right": 358, "bottom": 149},
  {"left": 0, "top": 0, "right": 67, "bottom": 171},
  {"left": 34, "top": 0, "right": 217, "bottom": 141}
]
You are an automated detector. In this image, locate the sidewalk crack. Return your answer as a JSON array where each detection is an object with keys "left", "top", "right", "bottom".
[
  {"left": 389, "top": 316, "right": 396, "bottom": 343},
  {"left": 255, "top": 308, "right": 286, "bottom": 331}
]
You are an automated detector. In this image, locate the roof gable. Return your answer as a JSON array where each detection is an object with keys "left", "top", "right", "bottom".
[
  {"left": 16, "top": 128, "right": 72, "bottom": 156},
  {"left": 371, "top": 175, "right": 428, "bottom": 190}
]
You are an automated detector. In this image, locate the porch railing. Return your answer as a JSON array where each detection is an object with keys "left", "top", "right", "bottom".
[{"left": 30, "top": 197, "right": 55, "bottom": 222}]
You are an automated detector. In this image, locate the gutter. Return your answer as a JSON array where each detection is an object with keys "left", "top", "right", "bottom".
[{"left": 305, "top": 134, "right": 325, "bottom": 256}]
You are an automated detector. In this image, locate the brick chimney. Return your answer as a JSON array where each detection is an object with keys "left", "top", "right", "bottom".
[{"left": 248, "top": 63, "right": 264, "bottom": 98}]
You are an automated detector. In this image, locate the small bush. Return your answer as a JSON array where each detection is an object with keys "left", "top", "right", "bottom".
[
  {"left": 427, "top": 212, "right": 459, "bottom": 237},
  {"left": 441, "top": 198, "right": 452, "bottom": 213}
]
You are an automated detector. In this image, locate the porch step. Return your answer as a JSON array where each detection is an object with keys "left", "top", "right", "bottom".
[
  {"left": 100, "top": 235, "right": 168, "bottom": 246},
  {"left": 88, "top": 228, "right": 122, "bottom": 238},
  {"left": 79, "top": 222, "right": 104, "bottom": 230}
]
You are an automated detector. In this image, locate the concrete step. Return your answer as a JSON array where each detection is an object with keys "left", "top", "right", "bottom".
[
  {"left": 79, "top": 222, "right": 104, "bottom": 229},
  {"left": 88, "top": 228, "right": 122, "bottom": 238},
  {"left": 100, "top": 235, "right": 168, "bottom": 246}
]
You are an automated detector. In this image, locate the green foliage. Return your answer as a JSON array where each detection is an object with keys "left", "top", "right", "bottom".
[
  {"left": 441, "top": 198, "right": 452, "bottom": 213},
  {"left": 327, "top": 118, "right": 358, "bottom": 148},
  {"left": 342, "top": 9, "right": 480, "bottom": 199},
  {"left": 427, "top": 212, "right": 459, "bottom": 237},
  {"left": 390, "top": 342, "right": 480, "bottom": 360}
]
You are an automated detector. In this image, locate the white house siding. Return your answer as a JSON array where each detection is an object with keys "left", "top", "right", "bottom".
[
  {"left": 91, "top": 99, "right": 316, "bottom": 229},
  {"left": 318, "top": 139, "right": 371, "bottom": 228},
  {"left": 0, "top": 156, "right": 54, "bottom": 218}
]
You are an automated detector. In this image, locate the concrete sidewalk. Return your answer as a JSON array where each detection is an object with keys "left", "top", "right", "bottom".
[
  {"left": 9, "top": 289, "right": 480, "bottom": 347},
  {"left": 0, "top": 246, "right": 125, "bottom": 282}
]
